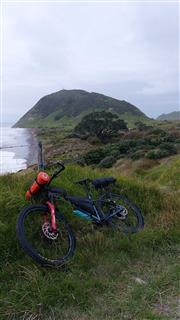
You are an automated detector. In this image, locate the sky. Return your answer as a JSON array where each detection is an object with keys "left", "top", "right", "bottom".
[{"left": 1, "top": 1, "right": 179, "bottom": 123}]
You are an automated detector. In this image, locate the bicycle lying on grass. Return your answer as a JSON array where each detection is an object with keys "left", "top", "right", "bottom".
[{"left": 16, "top": 162, "right": 144, "bottom": 267}]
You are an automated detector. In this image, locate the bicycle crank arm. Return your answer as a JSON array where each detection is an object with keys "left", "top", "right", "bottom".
[
  {"left": 104, "top": 211, "right": 119, "bottom": 221},
  {"left": 104, "top": 208, "right": 127, "bottom": 221}
]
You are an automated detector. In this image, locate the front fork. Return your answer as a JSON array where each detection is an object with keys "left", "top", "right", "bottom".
[{"left": 46, "top": 201, "right": 57, "bottom": 232}]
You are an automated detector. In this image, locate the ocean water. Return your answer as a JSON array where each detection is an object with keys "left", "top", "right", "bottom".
[{"left": 0, "top": 124, "right": 33, "bottom": 175}]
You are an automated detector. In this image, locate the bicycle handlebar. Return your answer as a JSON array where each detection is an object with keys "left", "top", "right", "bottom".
[{"left": 48, "top": 161, "right": 65, "bottom": 185}]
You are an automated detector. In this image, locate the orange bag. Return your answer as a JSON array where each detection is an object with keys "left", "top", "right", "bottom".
[{"left": 25, "top": 172, "right": 50, "bottom": 200}]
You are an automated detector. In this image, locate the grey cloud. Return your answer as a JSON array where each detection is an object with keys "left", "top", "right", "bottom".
[{"left": 2, "top": 2, "right": 179, "bottom": 122}]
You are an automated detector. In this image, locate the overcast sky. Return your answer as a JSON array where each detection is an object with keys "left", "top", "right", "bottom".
[{"left": 2, "top": 1, "right": 179, "bottom": 122}]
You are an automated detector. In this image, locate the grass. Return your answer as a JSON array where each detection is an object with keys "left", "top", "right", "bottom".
[
  {"left": 16, "top": 110, "right": 152, "bottom": 130},
  {"left": 115, "top": 112, "right": 154, "bottom": 129},
  {"left": 110, "top": 155, "right": 180, "bottom": 193},
  {"left": 136, "top": 156, "right": 180, "bottom": 191},
  {"left": 0, "top": 164, "right": 180, "bottom": 319}
]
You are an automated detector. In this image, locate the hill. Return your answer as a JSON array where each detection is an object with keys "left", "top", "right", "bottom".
[
  {"left": 14, "top": 89, "right": 150, "bottom": 129},
  {"left": 157, "top": 111, "right": 180, "bottom": 121}
]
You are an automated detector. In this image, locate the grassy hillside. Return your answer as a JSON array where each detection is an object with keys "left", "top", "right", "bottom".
[
  {"left": 14, "top": 89, "right": 150, "bottom": 129},
  {"left": 0, "top": 164, "right": 179, "bottom": 320},
  {"left": 136, "top": 156, "right": 180, "bottom": 191},
  {"left": 157, "top": 111, "right": 180, "bottom": 121}
]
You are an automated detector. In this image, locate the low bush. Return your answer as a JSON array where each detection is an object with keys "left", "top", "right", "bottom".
[
  {"left": 84, "top": 148, "right": 107, "bottom": 165},
  {"left": 130, "top": 150, "right": 146, "bottom": 160},
  {"left": 54, "top": 113, "right": 63, "bottom": 121},
  {"left": 75, "top": 158, "right": 86, "bottom": 166},
  {"left": 87, "top": 136, "right": 101, "bottom": 145},
  {"left": 158, "top": 142, "right": 177, "bottom": 154},
  {"left": 146, "top": 149, "right": 170, "bottom": 159},
  {"left": 117, "top": 140, "right": 138, "bottom": 153},
  {"left": 148, "top": 128, "right": 166, "bottom": 136},
  {"left": 97, "top": 156, "right": 116, "bottom": 168},
  {"left": 82, "top": 124, "right": 180, "bottom": 167}
]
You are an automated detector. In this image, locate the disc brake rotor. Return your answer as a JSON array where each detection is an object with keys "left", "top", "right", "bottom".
[
  {"left": 42, "top": 222, "right": 59, "bottom": 240},
  {"left": 113, "top": 205, "right": 128, "bottom": 220}
]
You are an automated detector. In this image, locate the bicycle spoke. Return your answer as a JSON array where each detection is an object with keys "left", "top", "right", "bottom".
[{"left": 24, "top": 210, "right": 70, "bottom": 261}]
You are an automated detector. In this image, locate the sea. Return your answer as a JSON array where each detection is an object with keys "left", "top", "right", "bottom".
[{"left": 0, "top": 123, "right": 37, "bottom": 175}]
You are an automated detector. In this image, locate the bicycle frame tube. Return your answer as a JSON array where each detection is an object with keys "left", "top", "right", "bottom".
[
  {"left": 83, "top": 185, "right": 105, "bottom": 221},
  {"left": 46, "top": 201, "right": 57, "bottom": 232},
  {"left": 92, "top": 204, "right": 104, "bottom": 222}
]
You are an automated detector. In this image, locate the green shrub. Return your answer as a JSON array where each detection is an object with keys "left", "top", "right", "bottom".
[
  {"left": 108, "top": 149, "right": 120, "bottom": 158},
  {"left": 74, "top": 111, "right": 128, "bottom": 143},
  {"left": 164, "top": 132, "right": 180, "bottom": 142},
  {"left": 83, "top": 129, "right": 179, "bottom": 165},
  {"left": 146, "top": 149, "right": 170, "bottom": 159},
  {"left": 144, "top": 137, "right": 161, "bottom": 147},
  {"left": 135, "top": 121, "right": 150, "bottom": 131},
  {"left": 87, "top": 136, "right": 101, "bottom": 145},
  {"left": 84, "top": 148, "right": 107, "bottom": 165},
  {"left": 75, "top": 158, "right": 86, "bottom": 166},
  {"left": 158, "top": 142, "right": 177, "bottom": 154},
  {"left": 118, "top": 140, "right": 138, "bottom": 152},
  {"left": 149, "top": 128, "right": 166, "bottom": 136},
  {"left": 97, "top": 156, "right": 116, "bottom": 168},
  {"left": 54, "top": 113, "right": 62, "bottom": 121},
  {"left": 130, "top": 150, "right": 146, "bottom": 160}
]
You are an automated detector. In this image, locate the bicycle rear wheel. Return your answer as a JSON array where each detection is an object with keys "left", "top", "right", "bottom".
[
  {"left": 16, "top": 204, "right": 76, "bottom": 266},
  {"left": 98, "top": 193, "right": 144, "bottom": 233}
]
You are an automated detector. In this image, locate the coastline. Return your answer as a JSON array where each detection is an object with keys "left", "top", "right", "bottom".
[
  {"left": 0, "top": 125, "right": 33, "bottom": 175},
  {"left": 25, "top": 128, "right": 38, "bottom": 167}
]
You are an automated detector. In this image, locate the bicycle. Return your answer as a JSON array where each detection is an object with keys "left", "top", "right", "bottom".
[{"left": 16, "top": 162, "right": 144, "bottom": 267}]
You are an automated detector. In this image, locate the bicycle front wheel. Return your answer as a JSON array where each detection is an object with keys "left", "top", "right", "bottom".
[
  {"left": 98, "top": 193, "right": 144, "bottom": 233},
  {"left": 16, "top": 205, "right": 76, "bottom": 266}
]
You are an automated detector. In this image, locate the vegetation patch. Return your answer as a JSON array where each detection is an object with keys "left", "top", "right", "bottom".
[
  {"left": 74, "top": 111, "right": 128, "bottom": 143},
  {"left": 83, "top": 124, "right": 179, "bottom": 167},
  {"left": 0, "top": 164, "right": 179, "bottom": 319}
]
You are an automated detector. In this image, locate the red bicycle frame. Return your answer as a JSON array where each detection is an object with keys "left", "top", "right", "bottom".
[{"left": 46, "top": 201, "right": 57, "bottom": 232}]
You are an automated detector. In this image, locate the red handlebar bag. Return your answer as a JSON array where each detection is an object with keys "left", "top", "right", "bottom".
[{"left": 25, "top": 172, "right": 51, "bottom": 200}]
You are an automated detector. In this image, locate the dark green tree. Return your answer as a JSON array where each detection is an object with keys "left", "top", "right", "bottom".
[
  {"left": 135, "top": 121, "right": 152, "bottom": 131},
  {"left": 74, "top": 111, "right": 128, "bottom": 142}
]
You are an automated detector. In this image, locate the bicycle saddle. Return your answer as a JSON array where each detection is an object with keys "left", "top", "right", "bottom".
[{"left": 91, "top": 177, "right": 116, "bottom": 189}]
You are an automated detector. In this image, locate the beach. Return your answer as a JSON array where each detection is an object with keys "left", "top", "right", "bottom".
[{"left": 0, "top": 124, "right": 38, "bottom": 175}]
